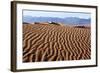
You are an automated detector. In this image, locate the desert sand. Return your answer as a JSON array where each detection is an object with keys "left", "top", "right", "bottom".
[{"left": 23, "top": 23, "right": 91, "bottom": 62}]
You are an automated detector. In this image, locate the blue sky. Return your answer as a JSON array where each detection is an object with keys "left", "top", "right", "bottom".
[{"left": 23, "top": 10, "right": 91, "bottom": 19}]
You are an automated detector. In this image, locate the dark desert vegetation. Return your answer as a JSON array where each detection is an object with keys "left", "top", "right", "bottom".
[
  {"left": 23, "top": 22, "right": 30, "bottom": 24},
  {"left": 74, "top": 25, "right": 91, "bottom": 29}
]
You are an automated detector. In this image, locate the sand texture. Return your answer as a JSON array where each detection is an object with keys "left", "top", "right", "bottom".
[{"left": 23, "top": 24, "right": 91, "bottom": 62}]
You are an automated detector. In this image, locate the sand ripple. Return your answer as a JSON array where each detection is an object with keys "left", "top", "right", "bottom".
[{"left": 23, "top": 24, "right": 91, "bottom": 62}]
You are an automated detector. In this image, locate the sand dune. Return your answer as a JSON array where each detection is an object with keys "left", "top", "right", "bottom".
[{"left": 23, "top": 24, "right": 91, "bottom": 62}]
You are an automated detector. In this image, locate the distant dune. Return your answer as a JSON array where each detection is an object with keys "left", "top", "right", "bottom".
[{"left": 23, "top": 23, "right": 91, "bottom": 62}]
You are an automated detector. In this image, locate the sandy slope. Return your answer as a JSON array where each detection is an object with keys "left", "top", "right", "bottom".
[{"left": 23, "top": 24, "right": 91, "bottom": 62}]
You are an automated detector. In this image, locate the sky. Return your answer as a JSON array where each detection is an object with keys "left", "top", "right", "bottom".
[{"left": 23, "top": 10, "right": 91, "bottom": 19}]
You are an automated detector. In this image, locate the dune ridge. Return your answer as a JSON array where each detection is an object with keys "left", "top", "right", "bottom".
[{"left": 23, "top": 24, "right": 91, "bottom": 62}]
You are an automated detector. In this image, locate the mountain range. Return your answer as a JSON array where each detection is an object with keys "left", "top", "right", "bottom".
[{"left": 23, "top": 16, "right": 91, "bottom": 25}]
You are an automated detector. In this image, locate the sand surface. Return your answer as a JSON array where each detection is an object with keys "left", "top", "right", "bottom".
[{"left": 23, "top": 24, "right": 91, "bottom": 62}]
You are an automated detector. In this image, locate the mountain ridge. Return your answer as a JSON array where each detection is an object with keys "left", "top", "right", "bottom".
[{"left": 23, "top": 16, "right": 91, "bottom": 25}]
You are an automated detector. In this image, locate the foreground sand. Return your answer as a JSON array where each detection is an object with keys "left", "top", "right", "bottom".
[{"left": 23, "top": 24, "right": 91, "bottom": 62}]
